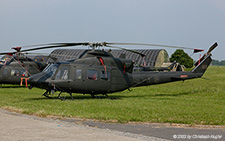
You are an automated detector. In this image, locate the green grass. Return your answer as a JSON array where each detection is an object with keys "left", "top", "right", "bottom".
[{"left": 0, "top": 66, "right": 225, "bottom": 125}]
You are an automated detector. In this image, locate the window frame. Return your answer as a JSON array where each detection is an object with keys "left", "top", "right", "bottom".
[{"left": 54, "top": 65, "right": 69, "bottom": 80}]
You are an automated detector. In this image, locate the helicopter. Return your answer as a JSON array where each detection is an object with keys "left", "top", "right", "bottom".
[
  {"left": 48, "top": 48, "right": 182, "bottom": 72},
  {"left": 0, "top": 47, "right": 46, "bottom": 87},
  {"left": 23, "top": 42, "right": 217, "bottom": 100}
]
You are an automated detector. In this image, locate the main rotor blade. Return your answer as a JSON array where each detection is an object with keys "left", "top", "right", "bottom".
[
  {"left": 0, "top": 52, "right": 14, "bottom": 55},
  {"left": 105, "top": 42, "right": 203, "bottom": 52},
  {"left": 1, "top": 41, "right": 208, "bottom": 56},
  {"left": 20, "top": 43, "right": 88, "bottom": 52},
  {"left": 105, "top": 45, "right": 146, "bottom": 57},
  {"left": 0, "top": 43, "right": 88, "bottom": 56}
]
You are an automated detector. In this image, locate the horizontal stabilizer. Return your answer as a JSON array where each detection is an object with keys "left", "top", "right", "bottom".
[{"left": 171, "top": 77, "right": 187, "bottom": 81}]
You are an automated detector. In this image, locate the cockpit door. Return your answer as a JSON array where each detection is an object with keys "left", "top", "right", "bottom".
[
  {"left": 71, "top": 67, "right": 84, "bottom": 92},
  {"left": 51, "top": 65, "right": 71, "bottom": 92}
]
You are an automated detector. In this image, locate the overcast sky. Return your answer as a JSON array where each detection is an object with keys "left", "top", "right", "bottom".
[{"left": 0, "top": 0, "right": 224, "bottom": 60}]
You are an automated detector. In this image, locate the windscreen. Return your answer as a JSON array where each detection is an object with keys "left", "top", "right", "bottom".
[{"left": 43, "top": 64, "right": 59, "bottom": 76}]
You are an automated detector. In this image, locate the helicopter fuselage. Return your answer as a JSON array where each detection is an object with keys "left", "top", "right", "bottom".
[
  {"left": 29, "top": 53, "right": 134, "bottom": 94},
  {"left": 28, "top": 49, "right": 212, "bottom": 96}
]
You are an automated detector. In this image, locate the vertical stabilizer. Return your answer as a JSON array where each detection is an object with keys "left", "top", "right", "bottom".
[
  {"left": 192, "top": 54, "right": 212, "bottom": 74},
  {"left": 192, "top": 42, "right": 217, "bottom": 74},
  {"left": 194, "top": 42, "right": 217, "bottom": 66}
]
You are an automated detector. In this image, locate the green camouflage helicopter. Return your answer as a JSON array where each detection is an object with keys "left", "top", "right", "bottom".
[{"left": 23, "top": 42, "right": 217, "bottom": 100}]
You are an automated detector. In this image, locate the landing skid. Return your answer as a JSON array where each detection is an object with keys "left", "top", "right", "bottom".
[
  {"left": 42, "top": 91, "right": 116, "bottom": 100},
  {"left": 42, "top": 91, "right": 53, "bottom": 99},
  {"left": 42, "top": 90, "right": 74, "bottom": 100},
  {"left": 104, "top": 94, "right": 118, "bottom": 100},
  {"left": 57, "top": 92, "right": 74, "bottom": 101}
]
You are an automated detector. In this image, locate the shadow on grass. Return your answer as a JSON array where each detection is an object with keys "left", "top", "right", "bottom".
[
  {"left": 24, "top": 91, "right": 196, "bottom": 101},
  {"left": 152, "top": 92, "right": 193, "bottom": 97},
  {"left": 25, "top": 94, "right": 121, "bottom": 101}
]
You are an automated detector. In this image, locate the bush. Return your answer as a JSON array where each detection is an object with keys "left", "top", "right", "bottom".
[{"left": 170, "top": 49, "right": 194, "bottom": 68}]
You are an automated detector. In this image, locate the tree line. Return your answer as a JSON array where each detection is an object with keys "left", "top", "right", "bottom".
[{"left": 211, "top": 60, "right": 225, "bottom": 66}]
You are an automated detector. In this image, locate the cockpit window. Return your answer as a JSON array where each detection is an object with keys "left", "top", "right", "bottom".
[
  {"left": 0, "top": 55, "right": 13, "bottom": 65},
  {"left": 43, "top": 64, "right": 59, "bottom": 76}
]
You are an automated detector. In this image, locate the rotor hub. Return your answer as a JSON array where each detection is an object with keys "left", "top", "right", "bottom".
[{"left": 88, "top": 42, "right": 106, "bottom": 47}]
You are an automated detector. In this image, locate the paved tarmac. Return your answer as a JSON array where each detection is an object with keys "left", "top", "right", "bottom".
[
  {"left": 78, "top": 120, "right": 224, "bottom": 141},
  {"left": 0, "top": 109, "right": 166, "bottom": 141},
  {"left": 0, "top": 109, "right": 224, "bottom": 141}
]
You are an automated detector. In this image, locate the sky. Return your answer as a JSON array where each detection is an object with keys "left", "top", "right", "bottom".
[{"left": 0, "top": 0, "right": 225, "bottom": 61}]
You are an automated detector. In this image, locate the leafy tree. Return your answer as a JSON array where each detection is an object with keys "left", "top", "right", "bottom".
[{"left": 170, "top": 49, "right": 194, "bottom": 68}]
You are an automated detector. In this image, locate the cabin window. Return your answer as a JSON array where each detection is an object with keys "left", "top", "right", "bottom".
[
  {"left": 55, "top": 66, "right": 69, "bottom": 80},
  {"left": 87, "top": 69, "right": 97, "bottom": 80},
  {"left": 11, "top": 69, "right": 19, "bottom": 76},
  {"left": 100, "top": 70, "right": 110, "bottom": 80},
  {"left": 76, "top": 69, "right": 82, "bottom": 79}
]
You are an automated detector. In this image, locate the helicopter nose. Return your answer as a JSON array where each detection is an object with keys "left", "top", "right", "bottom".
[
  {"left": 28, "top": 76, "right": 39, "bottom": 87},
  {"left": 27, "top": 77, "right": 36, "bottom": 89},
  {"left": 28, "top": 72, "right": 51, "bottom": 89}
]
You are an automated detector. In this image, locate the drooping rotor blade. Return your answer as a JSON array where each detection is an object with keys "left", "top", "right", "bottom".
[
  {"left": 0, "top": 41, "right": 208, "bottom": 56},
  {"left": 0, "top": 52, "right": 12, "bottom": 55},
  {"left": 22, "top": 42, "right": 147, "bottom": 57},
  {"left": 0, "top": 43, "right": 89, "bottom": 56},
  {"left": 105, "top": 45, "right": 146, "bottom": 57},
  {"left": 104, "top": 42, "right": 204, "bottom": 53},
  {"left": 20, "top": 43, "right": 89, "bottom": 52}
]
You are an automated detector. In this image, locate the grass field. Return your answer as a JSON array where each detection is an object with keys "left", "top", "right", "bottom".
[{"left": 0, "top": 66, "right": 224, "bottom": 125}]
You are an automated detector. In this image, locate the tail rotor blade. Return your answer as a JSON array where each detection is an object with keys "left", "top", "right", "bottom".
[{"left": 207, "top": 42, "right": 218, "bottom": 54}]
